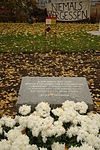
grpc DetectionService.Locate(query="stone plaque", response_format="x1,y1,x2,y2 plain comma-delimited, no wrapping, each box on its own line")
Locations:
18,77,93,110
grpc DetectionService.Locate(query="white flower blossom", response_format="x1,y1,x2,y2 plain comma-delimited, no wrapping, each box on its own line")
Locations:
42,121,65,143
1,116,16,128
0,100,99,150
54,121,66,137
11,144,36,150
0,126,3,134
66,126,80,138
69,143,95,150
77,129,100,149
77,128,90,142
19,116,28,128
72,114,82,125
88,112,100,128
35,102,51,118
15,115,20,123
31,145,38,150
74,101,88,114
39,148,47,150
62,101,88,114
85,134,100,149
19,105,31,116
41,116,54,130
59,109,78,123
11,134,29,150
52,142,65,150
0,118,4,126
80,116,99,135
62,100,75,111
27,115,43,137
0,139,11,150
6,127,22,142
52,107,64,117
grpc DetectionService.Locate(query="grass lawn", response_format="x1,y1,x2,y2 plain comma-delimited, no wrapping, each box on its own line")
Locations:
0,23,100,52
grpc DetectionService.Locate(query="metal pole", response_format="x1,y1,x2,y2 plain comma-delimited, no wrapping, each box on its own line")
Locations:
54,31,56,50
44,24,47,50
54,22,57,50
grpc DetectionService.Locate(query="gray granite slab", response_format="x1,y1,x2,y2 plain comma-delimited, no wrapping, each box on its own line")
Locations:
18,77,93,110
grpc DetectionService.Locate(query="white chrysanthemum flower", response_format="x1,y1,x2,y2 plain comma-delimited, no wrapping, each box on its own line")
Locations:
54,121,65,137
42,136,47,143
88,112,100,128
80,115,99,135
41,116,54,130
27,115,53,138
32,128,41,137
0,139,11,150
31,144,38,150
69,143,95,150
35,102,51,118
74,101,88,114
11,144,34,150
42,121,65,143
59,109,77,123
39,148,47,150
1,116,16,128
85,134,100,149
52,107,64,117
6,127,22,142
19,105,31,116
11,144,38,150
19,116,28,128
15,115,20,123
86,122,99,135
11,134,29,150
27,115,40,129
77,128,100,149
52,142,65,150
66,126,80,138
62,100,75,111
0,126,3,134
27,115,43,137
0,118,4,126
77,129,89,142
72,114,82,125
0,101,99,150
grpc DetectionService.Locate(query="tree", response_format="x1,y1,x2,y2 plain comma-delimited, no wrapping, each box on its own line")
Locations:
0,0,46,22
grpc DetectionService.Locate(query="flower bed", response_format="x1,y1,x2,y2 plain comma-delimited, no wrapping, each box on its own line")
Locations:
0,100,100,150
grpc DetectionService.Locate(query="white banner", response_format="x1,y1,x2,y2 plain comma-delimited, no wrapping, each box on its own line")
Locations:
46,0,90,21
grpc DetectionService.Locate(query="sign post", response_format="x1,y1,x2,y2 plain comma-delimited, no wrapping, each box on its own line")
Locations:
45,17,57,50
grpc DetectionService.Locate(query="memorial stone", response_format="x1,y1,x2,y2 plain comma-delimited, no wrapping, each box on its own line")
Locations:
18,77,93,110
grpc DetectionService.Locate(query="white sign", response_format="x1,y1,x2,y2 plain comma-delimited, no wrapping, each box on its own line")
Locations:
46,0,90,21
46,18,51,24
46,17,56,25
